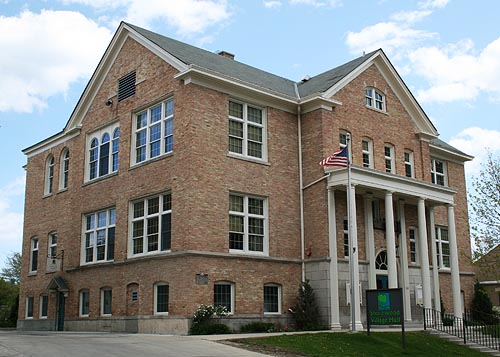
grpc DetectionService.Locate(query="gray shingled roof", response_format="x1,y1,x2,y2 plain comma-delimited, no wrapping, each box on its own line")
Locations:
430,138,472,158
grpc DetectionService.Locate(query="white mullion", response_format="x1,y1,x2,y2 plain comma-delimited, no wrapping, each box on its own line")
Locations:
146,109,151,161
243,196,249,252
242,104,248,157
160,102,165,156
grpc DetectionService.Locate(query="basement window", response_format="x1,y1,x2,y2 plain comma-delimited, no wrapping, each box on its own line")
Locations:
118,71,136,102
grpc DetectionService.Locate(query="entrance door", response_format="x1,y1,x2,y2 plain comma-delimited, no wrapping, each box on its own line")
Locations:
56,292,65,331
376,275,389,289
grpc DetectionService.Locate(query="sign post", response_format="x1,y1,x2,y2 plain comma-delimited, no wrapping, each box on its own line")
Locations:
366,288,405,350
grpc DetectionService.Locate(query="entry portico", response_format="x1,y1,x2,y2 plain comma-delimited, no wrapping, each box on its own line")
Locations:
326,164,463,329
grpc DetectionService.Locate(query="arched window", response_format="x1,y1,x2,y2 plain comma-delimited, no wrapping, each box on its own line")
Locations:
375,250,388,270
44,155,55,195
112,128,120,172
59,148,69,190
99,133,110,177
89,138,99,180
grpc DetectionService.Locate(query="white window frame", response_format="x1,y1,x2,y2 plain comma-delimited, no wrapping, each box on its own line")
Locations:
80,290,90,317
26,296,34,319
85,122,120,182
154,283,169,315
229,193,268,256
48,232,57,259
129,193,172,257
59,148,69,190
82,208,116,265
365,87,386,112
30,237,38,273
228,100,267,162
409,227,418,264
40,295,48,319
263,284,282,314
384,144,395,174
44,155,54,195
214,281,234,314
404,150,414,178
362,139,373,168
101,288,112,316
132,98,174,165
431,158,447,186
436,226,450,269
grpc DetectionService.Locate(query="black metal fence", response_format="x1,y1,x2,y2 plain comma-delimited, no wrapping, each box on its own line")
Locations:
423,307,500,351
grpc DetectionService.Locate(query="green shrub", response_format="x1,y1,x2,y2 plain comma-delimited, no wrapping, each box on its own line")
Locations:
472,281,497,325
290,279,320,330
189,323,231,335
240,322,275,333
192,304,228,324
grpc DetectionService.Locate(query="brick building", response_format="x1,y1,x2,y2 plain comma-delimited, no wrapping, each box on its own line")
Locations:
476,244,500,307
18,22,475,334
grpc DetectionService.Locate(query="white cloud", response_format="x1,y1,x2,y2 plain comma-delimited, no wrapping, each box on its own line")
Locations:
0,176,25,268
449,127,500,177
0,10,112,113
264,0,282,8
418,0,449,9
289,0,342,7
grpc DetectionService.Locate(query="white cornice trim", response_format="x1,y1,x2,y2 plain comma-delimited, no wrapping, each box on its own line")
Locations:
429,143,474,163
23,130,81,157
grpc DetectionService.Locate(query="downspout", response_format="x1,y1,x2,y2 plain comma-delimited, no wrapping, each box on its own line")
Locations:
297,104,305,283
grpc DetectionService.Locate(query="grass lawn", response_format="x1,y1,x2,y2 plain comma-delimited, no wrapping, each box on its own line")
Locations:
234,331,486,356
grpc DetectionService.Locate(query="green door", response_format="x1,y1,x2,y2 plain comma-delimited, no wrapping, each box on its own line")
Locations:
56,292,65,331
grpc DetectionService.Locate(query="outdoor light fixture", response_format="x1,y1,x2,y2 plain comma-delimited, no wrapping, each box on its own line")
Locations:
105,99,113,106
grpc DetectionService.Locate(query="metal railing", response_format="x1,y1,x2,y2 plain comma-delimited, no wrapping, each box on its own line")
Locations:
423,307,500,351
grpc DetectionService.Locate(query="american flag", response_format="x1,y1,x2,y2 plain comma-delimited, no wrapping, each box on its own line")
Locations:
319,146,349,167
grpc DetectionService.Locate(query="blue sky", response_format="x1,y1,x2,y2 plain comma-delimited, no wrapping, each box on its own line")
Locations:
1,0,499,269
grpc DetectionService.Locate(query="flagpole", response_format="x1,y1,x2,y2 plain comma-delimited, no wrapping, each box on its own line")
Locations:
347,133,355,332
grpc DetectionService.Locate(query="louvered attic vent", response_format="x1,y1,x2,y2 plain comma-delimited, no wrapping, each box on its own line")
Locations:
117,71,136,102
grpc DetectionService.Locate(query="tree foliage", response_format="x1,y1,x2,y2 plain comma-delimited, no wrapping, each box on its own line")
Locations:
290,279,321,330
1,252,21,284
469,152,500,260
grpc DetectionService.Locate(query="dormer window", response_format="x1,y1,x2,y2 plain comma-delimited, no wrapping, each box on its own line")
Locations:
365,87,385,112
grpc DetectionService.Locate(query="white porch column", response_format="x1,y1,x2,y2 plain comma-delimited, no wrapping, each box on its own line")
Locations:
385,191,398,288
448,204,463,318
348,184,363,330
428,206,441,312
398,200,412,321
364,195,376,289
418,198,432,309
327,188,341,329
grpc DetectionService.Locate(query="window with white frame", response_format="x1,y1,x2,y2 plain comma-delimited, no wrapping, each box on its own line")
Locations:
80,290,90,317
48,232,57,259
228,100,266,160
83,208,115,264
362,139,373,168
339,131,348,149
130,193,171,256
44,155,54,195
431,158,446,186
59,148,69,190
264,284,281,314
26,296,34,318
229,194,267,254
101,288,112,316
30,237,38,273
40,295,48,318
436,226,450,269
384,144,395,173
343,218,349,257
214,282,234,314
409,227,418,264
86,122,120,181
404,151,414,178
365,87,385,111
133,98,174,165
154,283,169,314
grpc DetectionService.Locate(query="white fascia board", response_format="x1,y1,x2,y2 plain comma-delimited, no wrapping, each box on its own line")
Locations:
175,66,299,113
23,130,80,158
300,96,342,114
429,143,474,163
327,165,456,205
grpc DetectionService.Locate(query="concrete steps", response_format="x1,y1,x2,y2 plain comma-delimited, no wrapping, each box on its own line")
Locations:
427,330,500,356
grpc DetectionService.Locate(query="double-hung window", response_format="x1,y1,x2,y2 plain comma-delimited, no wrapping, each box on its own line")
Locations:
214,281,234,314
436,226,450,269
228,101,266,160
130,193,171,256
384,144,395,173
40,295,48,318
86,123,120,181
431,158,446,186
365,87,385,111
30,237,38,273
409,228,417,264
83,208,115,264
26,296,34,318
48,232,57,259
404,151,414,178
59,149,70,190
362,139,373,168
343,218,349,257
101,288,112,316
80,290,90,317
229,194,267,255
264,284,281,314
154,283,169,314
44,155,54,195
133,98,174,164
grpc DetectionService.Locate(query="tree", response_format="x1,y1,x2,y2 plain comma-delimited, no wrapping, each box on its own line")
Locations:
1,252,21,285
469,152,500,260
290,279,321,330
